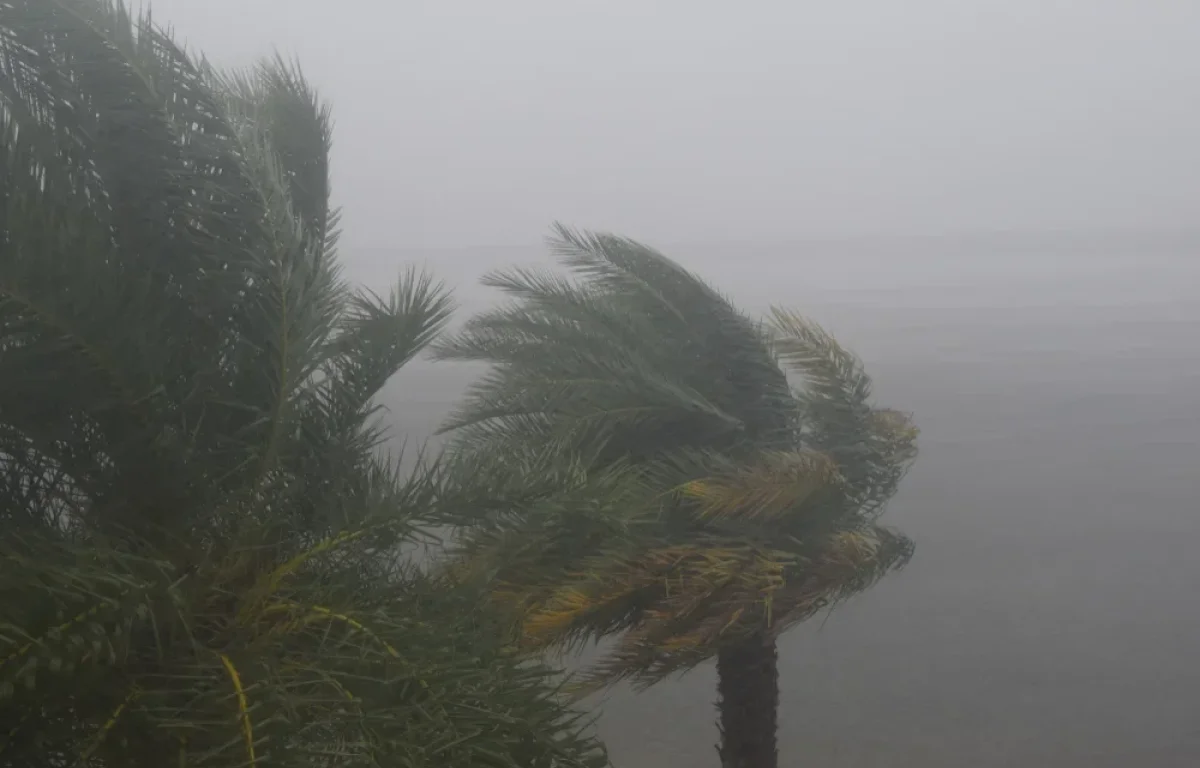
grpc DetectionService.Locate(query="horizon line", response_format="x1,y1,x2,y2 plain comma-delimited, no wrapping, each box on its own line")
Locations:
343,226,1200,255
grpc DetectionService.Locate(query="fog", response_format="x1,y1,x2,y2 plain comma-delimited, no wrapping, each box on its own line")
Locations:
152,0,1199,250
149,2,1200,765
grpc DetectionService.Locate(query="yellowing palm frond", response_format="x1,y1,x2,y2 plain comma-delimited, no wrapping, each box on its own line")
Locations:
870,407,920,464
218,653,257,768
516,542,801,661
513,543,746,645
678,450,841,521
768,525,915,635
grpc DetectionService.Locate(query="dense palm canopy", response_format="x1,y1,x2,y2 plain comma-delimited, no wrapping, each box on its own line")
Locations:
436,225,919,691
0,2,606,766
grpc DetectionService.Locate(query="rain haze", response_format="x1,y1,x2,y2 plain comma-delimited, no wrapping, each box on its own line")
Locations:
151,1,1199,765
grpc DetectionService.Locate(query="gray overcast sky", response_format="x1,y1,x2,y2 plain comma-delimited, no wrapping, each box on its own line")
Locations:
148,0,1200,249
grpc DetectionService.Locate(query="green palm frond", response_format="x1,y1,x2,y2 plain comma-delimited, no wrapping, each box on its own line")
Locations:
766,308,921,515
217,54,337,254
433,227,786,468
0,531,608,768
0,3,608,766
443,227,918,689
766,307,872,406
548,224,796,441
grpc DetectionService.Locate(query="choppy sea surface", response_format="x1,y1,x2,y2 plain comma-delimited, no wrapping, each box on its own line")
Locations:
362,233,1200,767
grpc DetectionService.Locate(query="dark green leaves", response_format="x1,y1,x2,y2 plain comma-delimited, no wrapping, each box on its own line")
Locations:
0,4,607,767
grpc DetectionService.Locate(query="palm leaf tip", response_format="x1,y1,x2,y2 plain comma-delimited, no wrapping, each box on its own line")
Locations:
870,407,920,459
766,306,871,401
765,525,915,630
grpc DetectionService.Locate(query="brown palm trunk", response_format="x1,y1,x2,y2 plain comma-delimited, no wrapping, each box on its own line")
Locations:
715,633,779,768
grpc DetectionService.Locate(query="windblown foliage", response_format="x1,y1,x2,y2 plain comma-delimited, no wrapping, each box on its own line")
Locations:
0,2,607,766
436,225,919,690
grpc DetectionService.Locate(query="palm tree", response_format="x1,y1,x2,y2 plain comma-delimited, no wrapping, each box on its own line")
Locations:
435,225,919,768
0,3,607,766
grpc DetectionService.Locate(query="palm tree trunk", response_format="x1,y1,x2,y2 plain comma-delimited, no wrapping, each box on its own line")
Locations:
716,633,779,768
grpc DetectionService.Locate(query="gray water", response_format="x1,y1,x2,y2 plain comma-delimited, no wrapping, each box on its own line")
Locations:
370,233,1200,767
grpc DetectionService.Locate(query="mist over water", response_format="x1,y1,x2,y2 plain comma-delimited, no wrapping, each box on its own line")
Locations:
376,233,1200,767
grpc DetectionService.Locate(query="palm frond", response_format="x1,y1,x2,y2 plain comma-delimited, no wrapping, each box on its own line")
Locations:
444,227,918,692
434,272,745,464
549,224,795,441
767,307,920,513
0,4,609,766
767,524,915,631
215,53,335,256
677,450,842,521
766,307,873,437
561,524,913,692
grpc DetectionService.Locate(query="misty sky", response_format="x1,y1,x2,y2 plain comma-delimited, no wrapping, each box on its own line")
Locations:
149,0,1200,249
